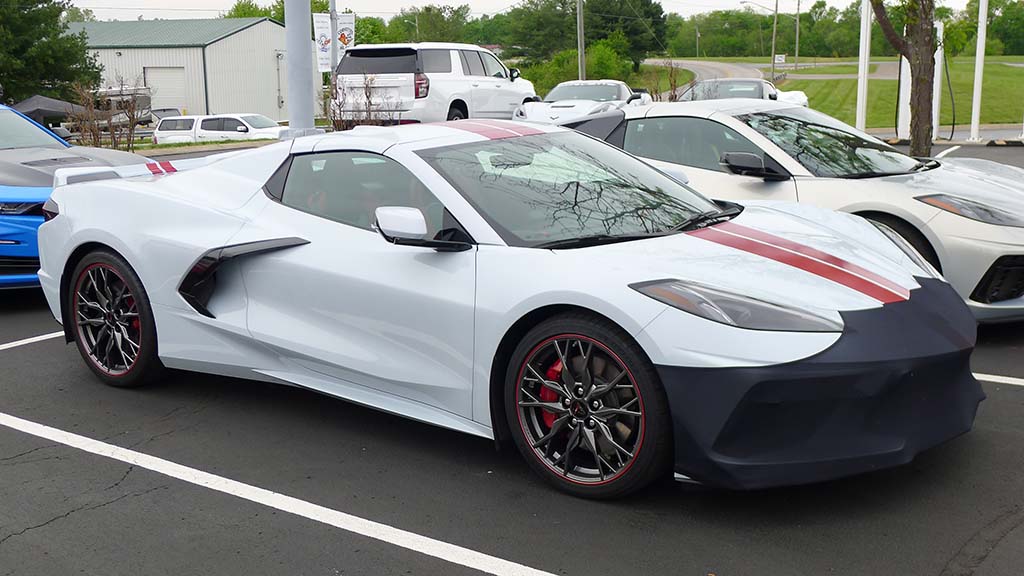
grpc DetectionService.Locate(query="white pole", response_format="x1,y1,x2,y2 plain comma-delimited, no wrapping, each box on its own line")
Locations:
770,0,779,80
969,0,989,141
577,0,585,80
932,21,944,141
285,0,315,136
855,0,871,131
897,52,911,138
794,0,800,71
329,0,338,72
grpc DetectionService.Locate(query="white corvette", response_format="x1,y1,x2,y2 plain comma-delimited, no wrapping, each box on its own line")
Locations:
566,99,1024,323
513,80,652,124
38,120,982,498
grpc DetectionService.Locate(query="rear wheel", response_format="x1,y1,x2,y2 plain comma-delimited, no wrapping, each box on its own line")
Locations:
69,250,163,388
505,313,672,499
446,106,466,121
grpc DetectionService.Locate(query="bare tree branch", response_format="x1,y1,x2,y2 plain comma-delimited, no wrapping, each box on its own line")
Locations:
870,0,910,58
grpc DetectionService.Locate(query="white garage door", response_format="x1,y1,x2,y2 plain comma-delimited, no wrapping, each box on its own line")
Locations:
144,67,187,111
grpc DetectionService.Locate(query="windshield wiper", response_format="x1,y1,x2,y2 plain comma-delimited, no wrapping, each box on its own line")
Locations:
533,233,666,250
910,159,940,172
835,171,908,179
672,205,744,232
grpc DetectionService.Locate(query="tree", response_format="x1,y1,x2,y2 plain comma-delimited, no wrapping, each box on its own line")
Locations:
505,0,577,59
269,0,329,22
222,0,271,18
0,0,101,103
990,0,1024,54
585,0,666,71
871,0,936,156
355,15,386,45
61,5,96,22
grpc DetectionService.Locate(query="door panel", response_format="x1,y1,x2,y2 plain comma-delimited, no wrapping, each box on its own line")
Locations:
643,158,798,202
241,203,477,416
480,52,519,118
461,50,501,117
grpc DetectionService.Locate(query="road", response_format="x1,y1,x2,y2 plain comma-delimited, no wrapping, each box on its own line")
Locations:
0,145,1022,576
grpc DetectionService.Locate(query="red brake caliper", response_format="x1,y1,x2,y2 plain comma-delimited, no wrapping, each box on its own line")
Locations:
539,359,563,428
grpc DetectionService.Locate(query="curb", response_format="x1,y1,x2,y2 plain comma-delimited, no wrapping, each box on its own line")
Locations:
986,139,1024,147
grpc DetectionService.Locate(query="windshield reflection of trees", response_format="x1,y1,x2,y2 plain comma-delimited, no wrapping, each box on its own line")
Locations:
738,112,915,178
431,135,709,243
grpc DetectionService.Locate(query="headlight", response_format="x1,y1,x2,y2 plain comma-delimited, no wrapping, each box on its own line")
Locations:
869,220,942,279
916,194,1024,228
0,202,40,215
630,279,843,332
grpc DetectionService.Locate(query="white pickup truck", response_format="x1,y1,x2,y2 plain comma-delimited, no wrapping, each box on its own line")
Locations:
152,114,285,145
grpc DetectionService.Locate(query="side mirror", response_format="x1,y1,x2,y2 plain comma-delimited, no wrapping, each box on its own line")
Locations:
236,125,248,132
375,206,472,252
626,93,642,104
720,151,789,181
768,92,778,100
528,95,541,103
510,68,521,81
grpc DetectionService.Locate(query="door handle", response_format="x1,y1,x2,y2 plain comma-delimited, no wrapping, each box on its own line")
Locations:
472,83,479,87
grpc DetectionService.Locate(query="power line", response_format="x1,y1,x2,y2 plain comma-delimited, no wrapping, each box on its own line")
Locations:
621,0,669,52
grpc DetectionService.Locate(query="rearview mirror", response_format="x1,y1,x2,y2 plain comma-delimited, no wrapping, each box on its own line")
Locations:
375,206,472,252
720,152,787,181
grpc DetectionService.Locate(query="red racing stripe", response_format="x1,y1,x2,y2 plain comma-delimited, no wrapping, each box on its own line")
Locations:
717,221,910,300
445,121,521,140
158,161,177,173
468,119,545,137
145,163,163,175
689,226,908,304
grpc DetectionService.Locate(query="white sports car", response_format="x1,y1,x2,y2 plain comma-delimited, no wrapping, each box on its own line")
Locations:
38,120,982,498
513,80,652,124
680,78,809,107
566,99,1024,323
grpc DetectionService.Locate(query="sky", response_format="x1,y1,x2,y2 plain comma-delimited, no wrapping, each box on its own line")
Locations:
71,0,972,22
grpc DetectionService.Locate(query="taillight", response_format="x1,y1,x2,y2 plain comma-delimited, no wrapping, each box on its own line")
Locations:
42,198,59,221
415,73,429,99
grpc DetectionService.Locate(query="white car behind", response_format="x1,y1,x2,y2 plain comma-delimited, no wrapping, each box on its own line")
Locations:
514,80,652,124
153,114,285,145
680,78,809,108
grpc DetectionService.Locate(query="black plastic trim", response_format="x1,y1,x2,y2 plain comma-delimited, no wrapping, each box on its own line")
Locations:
178,237,309,318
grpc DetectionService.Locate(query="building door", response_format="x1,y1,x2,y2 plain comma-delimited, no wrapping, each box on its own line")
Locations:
144,67,188,113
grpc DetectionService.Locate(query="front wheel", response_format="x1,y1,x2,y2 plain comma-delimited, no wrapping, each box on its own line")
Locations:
505,313,672,499
69,250,163,388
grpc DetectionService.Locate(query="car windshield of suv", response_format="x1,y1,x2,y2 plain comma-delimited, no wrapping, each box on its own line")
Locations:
417,131,723,247
684,81,763,101
545,84,622,102
0,109,64,150
736,106,922,178
241,115,278,129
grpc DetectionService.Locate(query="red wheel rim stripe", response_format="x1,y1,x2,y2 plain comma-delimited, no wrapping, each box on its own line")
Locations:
689,226,908,304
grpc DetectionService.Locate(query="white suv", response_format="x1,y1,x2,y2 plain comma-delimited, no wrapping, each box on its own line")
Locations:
152,114,285,145
334,43,536,123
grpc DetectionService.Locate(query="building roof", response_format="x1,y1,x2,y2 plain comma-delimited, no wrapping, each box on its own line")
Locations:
67,17,281,49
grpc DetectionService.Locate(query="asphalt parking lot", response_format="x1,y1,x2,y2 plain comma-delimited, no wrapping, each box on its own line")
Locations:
1,145,1023,576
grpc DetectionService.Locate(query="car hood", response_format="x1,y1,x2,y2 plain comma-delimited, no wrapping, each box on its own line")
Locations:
556,202,925,315
519,100,619,123
890,158,1024,213
0,146,147,191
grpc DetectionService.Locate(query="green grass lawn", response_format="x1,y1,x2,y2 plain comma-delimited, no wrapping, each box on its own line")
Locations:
779,60,1024,128
788,64,877,75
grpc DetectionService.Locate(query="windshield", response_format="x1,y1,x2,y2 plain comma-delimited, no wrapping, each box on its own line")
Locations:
545,84,622,102
0,110,65,150
417,132,722,247
736,107,920,178
337,48,417,75
241,115,278,129
683,81,763,101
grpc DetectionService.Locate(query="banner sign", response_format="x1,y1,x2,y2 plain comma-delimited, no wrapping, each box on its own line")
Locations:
313,13,332,72
337,13,355,56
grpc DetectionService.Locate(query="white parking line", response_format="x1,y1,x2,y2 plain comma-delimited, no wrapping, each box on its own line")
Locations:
0,411,555,576
0,331,63,352
975,373,1024,387
936,145,961,158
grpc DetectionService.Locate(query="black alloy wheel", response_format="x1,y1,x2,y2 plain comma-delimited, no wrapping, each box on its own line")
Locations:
70,250,163,387
506,313,671,498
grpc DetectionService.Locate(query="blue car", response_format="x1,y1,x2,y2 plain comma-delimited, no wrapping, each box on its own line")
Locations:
0,104,146,289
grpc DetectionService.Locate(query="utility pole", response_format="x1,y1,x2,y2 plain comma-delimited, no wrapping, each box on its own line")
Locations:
284,0,315,136
695,24,700,58
969,0,988,141
329,0,338,91
576,0,585,80
794,0,800,71
769,0,779,80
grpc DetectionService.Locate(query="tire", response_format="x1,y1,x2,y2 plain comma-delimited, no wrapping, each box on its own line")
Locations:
863,214,942,272
446,106,466,121
68,249,163,388
504,312,672,499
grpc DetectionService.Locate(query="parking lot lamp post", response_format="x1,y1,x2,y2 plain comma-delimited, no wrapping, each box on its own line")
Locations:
795,0,800,70
577,0,586,80
770,0,779,80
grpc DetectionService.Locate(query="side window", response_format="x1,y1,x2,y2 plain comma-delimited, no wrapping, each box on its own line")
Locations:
200,118,222,131
280,152,458,238
480,53,506,79
222,118,245,132
624,117,764,173
460,50,485,77
420,49,453,73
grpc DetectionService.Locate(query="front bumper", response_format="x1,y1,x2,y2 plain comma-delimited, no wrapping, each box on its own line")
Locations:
0,214,43,288
659,278,984,490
